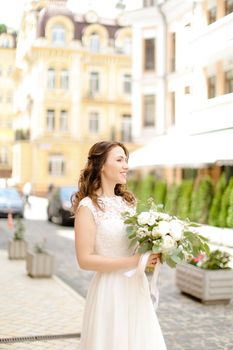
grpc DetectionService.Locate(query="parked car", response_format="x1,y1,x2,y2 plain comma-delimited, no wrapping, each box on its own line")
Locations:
0,187,24,218
47,186,77,225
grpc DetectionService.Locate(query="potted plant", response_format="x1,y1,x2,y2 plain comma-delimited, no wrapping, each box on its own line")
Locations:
8,216,28,259
26,239,55,278
176,249,233,304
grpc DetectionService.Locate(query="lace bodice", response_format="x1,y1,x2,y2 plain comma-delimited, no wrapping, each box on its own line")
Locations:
78,196,135,257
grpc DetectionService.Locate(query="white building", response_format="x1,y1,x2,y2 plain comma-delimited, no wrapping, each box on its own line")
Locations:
126,0,233,180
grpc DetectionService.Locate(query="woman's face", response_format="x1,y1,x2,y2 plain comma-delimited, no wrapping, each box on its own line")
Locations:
101,146,129,185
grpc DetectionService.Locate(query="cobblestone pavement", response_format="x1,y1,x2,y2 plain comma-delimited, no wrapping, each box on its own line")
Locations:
1,214,233,350
157,265,233,350
0,249,83,350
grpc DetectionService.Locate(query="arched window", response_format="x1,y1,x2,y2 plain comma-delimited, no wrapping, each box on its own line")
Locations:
90,32,100,52
52,24,65,46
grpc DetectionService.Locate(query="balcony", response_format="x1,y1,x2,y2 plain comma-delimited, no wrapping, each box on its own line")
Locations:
187,93,233,134
190,13,233,65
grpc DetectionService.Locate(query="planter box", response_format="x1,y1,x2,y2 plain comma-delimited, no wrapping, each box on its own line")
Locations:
26,251,55,278
176,262,233,304
8,240,28,259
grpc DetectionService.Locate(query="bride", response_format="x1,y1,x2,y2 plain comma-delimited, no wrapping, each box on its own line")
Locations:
72,141,167,350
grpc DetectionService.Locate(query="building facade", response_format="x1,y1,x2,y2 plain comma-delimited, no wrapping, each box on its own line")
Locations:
127,0,233,183
12,0,134,194
0,29,16,183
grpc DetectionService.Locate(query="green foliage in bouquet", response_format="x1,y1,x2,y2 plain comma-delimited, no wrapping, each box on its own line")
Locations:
13,217,25,241
218,177,233,227
164,183,180,216
190,250,231,270
208,173,226,226
189,176,213,224
176,179,193,220
153,180,167,207
226,184,233,228
123,198,210,268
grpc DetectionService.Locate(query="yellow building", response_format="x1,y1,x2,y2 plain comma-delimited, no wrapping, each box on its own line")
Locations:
0,29,16,183
13,0,134,195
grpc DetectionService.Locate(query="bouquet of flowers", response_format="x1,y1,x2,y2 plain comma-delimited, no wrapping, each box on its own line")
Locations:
123,199,210,268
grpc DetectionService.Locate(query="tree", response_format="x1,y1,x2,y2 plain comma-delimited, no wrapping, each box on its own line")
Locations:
0,24,7,34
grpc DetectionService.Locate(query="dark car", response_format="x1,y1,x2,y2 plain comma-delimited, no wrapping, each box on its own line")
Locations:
47,186,77,225
0,187,24,218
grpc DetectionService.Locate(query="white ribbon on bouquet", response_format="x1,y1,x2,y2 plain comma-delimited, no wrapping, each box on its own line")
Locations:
124,251,161,310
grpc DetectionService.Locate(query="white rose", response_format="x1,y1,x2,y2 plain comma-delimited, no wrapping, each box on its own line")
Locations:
137,227,149,238
137,212,150,225
157,221,170,236
169,220,184,241
152,226,162,238
147,211,157,226
158,212,170,220
162,235,176,251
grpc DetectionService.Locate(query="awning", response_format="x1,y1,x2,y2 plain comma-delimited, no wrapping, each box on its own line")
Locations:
128,129,233,169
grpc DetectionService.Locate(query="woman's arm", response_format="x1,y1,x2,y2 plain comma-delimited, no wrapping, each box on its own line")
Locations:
75,205,141,272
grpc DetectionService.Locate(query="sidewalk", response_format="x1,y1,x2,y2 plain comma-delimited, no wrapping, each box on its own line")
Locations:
0,250,85,349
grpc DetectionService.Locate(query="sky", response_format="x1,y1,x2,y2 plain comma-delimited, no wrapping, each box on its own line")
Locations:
0,0,141,31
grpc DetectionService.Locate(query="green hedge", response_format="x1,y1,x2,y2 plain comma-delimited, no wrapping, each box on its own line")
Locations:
208,173,227,226
153,180,167,208
189,176,213,224
165,184,180,216
218,177,233,227
176,179,193,220
135,174,155,211
226,186,233,228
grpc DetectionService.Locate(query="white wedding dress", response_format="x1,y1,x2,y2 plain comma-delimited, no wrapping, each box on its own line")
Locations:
78,196,167,350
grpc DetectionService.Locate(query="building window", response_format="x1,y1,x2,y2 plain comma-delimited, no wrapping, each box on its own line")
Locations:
170,33,176,72
123,74,131,94
47,69,56,89
184,86,191,94
89,72,99,95
0,147,8,164
225,70,233,94
0,38,10,48
170,91,176,125
207,76,216,98
208,6,217,24
143,0,155,7
90,33,100,52
60,110,68,131
52,24,65,46
121,114,132,142
225,0,233,15
48,155,65,176
0,67,2,76
46,109,55,131
60,69,69,89
123,37,131,54
144,38,155,71
143,95,155,127
89,111,99,133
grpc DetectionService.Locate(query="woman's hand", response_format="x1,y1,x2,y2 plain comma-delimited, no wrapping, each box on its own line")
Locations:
146,253,160,268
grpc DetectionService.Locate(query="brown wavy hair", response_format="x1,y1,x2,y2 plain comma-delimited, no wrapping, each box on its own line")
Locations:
71,141,135,213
